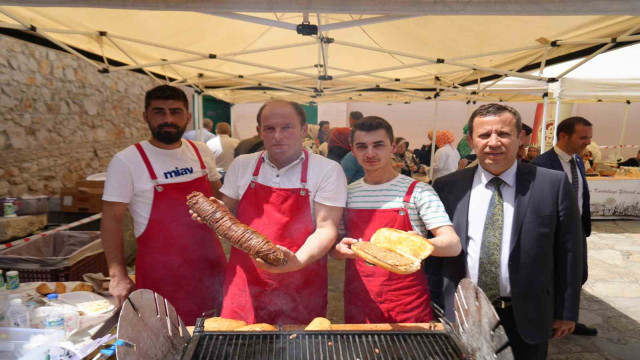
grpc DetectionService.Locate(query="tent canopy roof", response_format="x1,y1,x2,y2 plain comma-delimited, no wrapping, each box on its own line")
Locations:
1,3,639,103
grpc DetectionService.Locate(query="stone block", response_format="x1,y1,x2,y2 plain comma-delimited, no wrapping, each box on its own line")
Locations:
0,214,47,242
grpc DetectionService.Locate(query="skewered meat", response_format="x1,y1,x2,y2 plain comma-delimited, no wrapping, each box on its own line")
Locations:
186,192,287,266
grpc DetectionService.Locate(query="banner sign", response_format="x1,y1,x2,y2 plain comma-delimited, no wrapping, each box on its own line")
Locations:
588,178,640,219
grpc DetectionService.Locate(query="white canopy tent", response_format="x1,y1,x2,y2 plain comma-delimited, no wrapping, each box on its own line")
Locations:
470,43,640,158
1,3,639,106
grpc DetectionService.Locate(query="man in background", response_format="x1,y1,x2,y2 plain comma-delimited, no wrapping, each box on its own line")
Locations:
206,122,240,178
183,117,215,143
235,127,264,157
532,116,596,337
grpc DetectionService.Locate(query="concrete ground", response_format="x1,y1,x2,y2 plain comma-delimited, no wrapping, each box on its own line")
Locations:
548,220,640,360
325,220,640,359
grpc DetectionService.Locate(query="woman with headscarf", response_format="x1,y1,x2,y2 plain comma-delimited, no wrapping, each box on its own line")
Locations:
425,130,460,180
391,137,423,177
327,127,352,162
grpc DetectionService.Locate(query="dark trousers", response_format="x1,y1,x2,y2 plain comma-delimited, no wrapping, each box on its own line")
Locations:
495,306,548,360
423,257,444,310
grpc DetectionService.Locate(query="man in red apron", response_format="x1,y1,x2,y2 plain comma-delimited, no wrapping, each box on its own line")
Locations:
214,100,347,324
331,116,461,324
102,85,227,325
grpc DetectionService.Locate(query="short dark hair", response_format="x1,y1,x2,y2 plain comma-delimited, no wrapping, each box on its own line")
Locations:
522,123,533,135
350,116,394,144
145,85,189,111
256,100,306,126
350,111,364,121
556,116,593,138
468,103,522,136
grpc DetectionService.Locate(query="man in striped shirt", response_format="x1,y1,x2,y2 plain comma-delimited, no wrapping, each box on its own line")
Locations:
331,116,460,323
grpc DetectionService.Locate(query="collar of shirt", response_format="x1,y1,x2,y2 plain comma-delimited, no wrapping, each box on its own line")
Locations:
260,151,306,174
554,146,575,163
476,160,517,189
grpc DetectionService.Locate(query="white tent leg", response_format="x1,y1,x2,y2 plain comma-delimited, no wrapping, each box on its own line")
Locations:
428,85,441,181
540,92,549,153
553,97,562,147
616,100,631,161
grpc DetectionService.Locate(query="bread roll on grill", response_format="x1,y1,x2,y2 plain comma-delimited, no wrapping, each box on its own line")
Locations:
187,192,287,266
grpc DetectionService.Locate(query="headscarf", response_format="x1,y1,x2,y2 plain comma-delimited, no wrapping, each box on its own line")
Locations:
317,120,330,144
457,124,472,158
328,127,352,151
435,130,455,148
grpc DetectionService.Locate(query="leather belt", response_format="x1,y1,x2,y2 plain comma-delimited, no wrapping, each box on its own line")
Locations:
492,297,512,309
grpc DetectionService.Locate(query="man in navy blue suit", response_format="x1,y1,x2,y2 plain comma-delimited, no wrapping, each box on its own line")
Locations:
532,116,595,336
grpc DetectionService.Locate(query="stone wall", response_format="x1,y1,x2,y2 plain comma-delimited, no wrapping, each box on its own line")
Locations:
0,35,155,197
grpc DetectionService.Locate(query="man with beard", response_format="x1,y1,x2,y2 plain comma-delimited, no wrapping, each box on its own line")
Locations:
101,85,227,326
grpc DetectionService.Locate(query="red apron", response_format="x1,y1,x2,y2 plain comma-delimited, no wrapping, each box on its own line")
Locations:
220,151,327,324
134,140,227,326
344,180,434,324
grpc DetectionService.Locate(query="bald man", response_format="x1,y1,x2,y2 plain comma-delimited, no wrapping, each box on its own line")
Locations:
206,122,240,173
183,118,215,142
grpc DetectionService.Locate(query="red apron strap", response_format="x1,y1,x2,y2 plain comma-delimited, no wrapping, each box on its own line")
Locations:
134,143,157,181
403,181,419,203
301,150,309,185
252,152,266,177
185,139,207,170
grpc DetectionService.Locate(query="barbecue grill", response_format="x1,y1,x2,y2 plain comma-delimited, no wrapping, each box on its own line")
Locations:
116,279,512,360
184,330,463,359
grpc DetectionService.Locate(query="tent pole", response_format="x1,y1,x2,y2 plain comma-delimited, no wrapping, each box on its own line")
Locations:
556,24,640,79
109,56,206,72
319,15,416,31
553,97,562,147
540,92,549,154
616,100,631,161
429,84,441,181
332,40,549,82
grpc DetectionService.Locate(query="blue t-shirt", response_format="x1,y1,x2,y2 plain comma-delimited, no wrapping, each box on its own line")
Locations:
341,152,365,184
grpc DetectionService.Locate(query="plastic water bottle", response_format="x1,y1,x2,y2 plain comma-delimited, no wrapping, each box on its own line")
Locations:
44,294,65,330
6,298,30,328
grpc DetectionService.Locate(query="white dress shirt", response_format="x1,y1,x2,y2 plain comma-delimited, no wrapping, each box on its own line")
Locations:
206,134,240,171
554,146,584,214
466,161,517,297
220,151,348,220
431,143,461,180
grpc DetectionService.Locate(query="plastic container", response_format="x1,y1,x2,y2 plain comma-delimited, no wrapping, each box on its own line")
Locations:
0,327,65,360
17,195,49,216
57,291,114,315
0,197,20,217
6,298,29,328
5,270,19,290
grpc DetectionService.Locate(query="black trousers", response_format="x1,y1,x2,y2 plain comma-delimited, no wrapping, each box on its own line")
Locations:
495,306,548,360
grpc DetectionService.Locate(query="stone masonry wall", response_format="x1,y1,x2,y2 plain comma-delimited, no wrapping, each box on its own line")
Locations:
0,35,155,197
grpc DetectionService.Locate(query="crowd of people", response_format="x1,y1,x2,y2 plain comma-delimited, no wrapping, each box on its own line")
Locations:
100,84,633,360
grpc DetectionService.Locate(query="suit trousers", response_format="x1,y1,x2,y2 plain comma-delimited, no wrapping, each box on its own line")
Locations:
496,306,548,360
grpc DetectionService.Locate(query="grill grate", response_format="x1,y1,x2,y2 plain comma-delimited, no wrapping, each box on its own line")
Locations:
188,331,464,360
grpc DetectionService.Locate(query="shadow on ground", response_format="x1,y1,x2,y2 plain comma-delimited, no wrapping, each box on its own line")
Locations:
549,291,640,360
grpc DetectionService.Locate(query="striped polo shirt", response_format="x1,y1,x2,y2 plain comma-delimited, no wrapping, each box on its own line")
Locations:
345,174,452,236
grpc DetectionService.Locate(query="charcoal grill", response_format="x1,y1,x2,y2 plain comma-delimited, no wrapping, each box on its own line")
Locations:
117,280,512,360
182,329,463,360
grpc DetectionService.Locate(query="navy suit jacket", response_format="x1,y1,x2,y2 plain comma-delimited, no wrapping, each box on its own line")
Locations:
531,149,590,283
432,162,583,344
